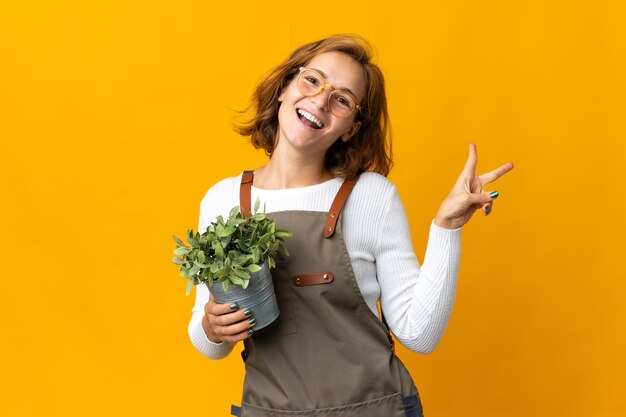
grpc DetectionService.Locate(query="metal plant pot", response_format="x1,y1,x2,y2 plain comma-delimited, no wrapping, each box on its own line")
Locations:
208,260,279,332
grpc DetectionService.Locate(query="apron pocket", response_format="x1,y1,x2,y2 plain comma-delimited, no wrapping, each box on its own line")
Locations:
241,392,407,417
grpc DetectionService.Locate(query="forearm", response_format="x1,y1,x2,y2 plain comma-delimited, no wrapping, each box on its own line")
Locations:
376,193,462,354
394,221,461,353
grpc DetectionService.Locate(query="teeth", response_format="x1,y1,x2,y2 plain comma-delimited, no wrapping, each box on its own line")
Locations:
297,109,323,128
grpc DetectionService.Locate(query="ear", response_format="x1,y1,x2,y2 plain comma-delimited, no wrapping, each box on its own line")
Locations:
341,121,361,142
278,90,285,102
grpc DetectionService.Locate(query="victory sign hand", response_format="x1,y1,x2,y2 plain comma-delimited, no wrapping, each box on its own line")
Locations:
434,144,514,230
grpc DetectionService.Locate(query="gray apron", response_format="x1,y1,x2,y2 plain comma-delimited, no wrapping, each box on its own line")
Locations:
231,171,424,417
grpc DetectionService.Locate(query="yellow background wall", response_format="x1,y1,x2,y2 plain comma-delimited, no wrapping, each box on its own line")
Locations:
2,1,624,416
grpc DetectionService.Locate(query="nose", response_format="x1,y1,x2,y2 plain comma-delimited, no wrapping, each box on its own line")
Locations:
308,85,332,112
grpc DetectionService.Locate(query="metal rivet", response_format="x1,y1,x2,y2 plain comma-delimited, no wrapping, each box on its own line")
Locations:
295,277,301,284
327,227,332,232
330,213,336,218
323,274,329,280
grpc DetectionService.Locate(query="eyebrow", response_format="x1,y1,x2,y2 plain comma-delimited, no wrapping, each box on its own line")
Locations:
312,68,360,99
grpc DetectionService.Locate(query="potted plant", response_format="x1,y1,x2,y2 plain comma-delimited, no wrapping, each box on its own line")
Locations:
172,198,292,331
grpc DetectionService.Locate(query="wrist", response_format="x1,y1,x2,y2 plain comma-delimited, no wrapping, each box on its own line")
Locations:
434,216,460,230
202,315,222,344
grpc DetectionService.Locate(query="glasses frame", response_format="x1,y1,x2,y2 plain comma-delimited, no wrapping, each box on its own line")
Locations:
296,67,362,118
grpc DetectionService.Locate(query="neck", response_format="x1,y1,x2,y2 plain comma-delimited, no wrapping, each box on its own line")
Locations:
254,147,334,190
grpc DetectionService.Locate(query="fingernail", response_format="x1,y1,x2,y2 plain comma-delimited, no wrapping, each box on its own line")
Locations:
490,191,499,199
248,318,256,325
247,329,254,335
243,309,252,317
229,303,238,311
486,205,492,215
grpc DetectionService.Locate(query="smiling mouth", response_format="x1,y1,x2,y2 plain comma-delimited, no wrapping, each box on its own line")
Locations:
296,108,324,129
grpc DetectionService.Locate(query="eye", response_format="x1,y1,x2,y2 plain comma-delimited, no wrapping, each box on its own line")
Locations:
333,93,352,108
305,75,320,86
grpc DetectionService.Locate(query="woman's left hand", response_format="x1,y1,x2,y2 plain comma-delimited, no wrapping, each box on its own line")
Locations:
434,143,514,230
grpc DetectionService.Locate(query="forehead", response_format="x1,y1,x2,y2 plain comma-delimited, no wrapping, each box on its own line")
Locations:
305,52,366,100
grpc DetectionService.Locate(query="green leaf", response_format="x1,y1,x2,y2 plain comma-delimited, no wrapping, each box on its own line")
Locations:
234,269,250,279
230,276,244,285
215,268,230,279
197,251,206,263
242,279,250,289
258,232,270,246
228,217,246,227
275,230,293,238
268,257,276,269
172,235,185,246
246,263,262,273
278,241,289,256
254,197,260,214
172,257,185,265
193,261,208,268
186,280,194,296
173,247,189,256
186,230,199,248
213,242,225,259
229,205,241,219
222,280,231,292
189,265,201,276
250,213,266,222
219,226,236,238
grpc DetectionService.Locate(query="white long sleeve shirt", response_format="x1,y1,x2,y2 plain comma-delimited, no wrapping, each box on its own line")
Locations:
188,172,462,359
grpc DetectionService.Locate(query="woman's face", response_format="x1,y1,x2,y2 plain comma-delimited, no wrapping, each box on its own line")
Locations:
275,51,366,160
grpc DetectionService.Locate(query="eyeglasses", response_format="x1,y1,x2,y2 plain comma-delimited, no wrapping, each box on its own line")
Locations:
296,67,362,118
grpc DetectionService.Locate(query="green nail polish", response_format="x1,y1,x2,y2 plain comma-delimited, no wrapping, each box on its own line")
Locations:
490,191,499,199
247,329,254,335
486,205,492,215
229,303,238,311
248,318,256,325
243,309,252,316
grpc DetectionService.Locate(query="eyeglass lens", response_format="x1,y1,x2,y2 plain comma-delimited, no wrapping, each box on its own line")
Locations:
297,69,357,117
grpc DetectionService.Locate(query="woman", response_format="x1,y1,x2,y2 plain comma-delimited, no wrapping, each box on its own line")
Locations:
188,35,513,416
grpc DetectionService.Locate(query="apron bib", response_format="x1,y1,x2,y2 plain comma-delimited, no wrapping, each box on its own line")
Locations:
231,171,424,417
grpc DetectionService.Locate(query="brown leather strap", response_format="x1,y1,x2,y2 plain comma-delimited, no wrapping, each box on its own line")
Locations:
292,272,334,287
240,170,254,220
324,175,360,238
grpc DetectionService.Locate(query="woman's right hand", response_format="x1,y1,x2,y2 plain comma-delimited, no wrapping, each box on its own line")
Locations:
201,295,256,343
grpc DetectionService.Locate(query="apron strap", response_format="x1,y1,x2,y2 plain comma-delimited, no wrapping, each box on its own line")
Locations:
239,170,361,238
240,170,254,220
324,174,360,238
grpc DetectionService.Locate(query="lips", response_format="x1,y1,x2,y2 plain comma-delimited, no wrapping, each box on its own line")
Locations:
296,108,324,129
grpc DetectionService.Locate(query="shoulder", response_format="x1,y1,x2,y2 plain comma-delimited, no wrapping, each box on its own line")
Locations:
202,174,241,199
343,171,399,217
351,172,397,202
199,173,243,220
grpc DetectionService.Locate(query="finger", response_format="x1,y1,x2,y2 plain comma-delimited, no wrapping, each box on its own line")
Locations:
206,301,240,317
478,162,514,185
219,327,256,343
465,190,497,207
211,317,257,343
482,203,492,216
462,143,478,175
211,309,253,326
218,316,257,337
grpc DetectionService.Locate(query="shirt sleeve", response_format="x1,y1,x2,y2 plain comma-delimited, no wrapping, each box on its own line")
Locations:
375,186,462,354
